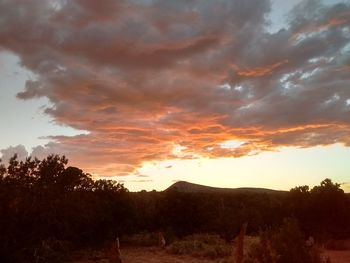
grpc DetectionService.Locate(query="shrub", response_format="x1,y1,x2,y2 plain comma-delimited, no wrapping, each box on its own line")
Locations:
244,218,329,263
167,234,232,259
244,232,279,263
121,232,159,247
32,238,70,263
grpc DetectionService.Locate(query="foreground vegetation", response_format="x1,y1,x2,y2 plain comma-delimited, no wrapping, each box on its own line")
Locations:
0,154,349,262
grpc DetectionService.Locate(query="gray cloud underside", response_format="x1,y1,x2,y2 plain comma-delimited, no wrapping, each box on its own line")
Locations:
0,0,349,175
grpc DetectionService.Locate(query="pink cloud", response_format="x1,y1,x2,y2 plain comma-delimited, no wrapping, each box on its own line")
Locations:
0,0,349,176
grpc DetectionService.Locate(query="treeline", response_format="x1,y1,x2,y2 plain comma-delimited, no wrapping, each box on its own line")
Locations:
132,179,350,240
0,155,132,262
0,154,349,262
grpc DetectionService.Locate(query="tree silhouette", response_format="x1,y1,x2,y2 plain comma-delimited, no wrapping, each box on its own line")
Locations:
0,155,349,262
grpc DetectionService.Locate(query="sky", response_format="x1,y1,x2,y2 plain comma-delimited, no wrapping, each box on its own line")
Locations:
0,0,349,192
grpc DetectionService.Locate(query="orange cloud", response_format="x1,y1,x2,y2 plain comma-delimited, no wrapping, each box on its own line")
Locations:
1,0,350,176
233,60,288,77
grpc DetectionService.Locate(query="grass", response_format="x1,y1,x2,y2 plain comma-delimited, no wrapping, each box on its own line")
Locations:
121,232,160,247
325,240,350,251
64,233,350,263
166,234,232,259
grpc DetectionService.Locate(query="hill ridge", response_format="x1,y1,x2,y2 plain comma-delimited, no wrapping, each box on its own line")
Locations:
165,180,285,194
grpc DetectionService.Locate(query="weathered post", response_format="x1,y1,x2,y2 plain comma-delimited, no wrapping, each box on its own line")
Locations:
158,231,166,249
235,223,247,263
109,237,122,263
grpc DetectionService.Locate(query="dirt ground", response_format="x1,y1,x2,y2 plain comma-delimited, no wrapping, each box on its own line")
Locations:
69,246,350,263
69,247,230,263
325,250,350,263
120,247,228,263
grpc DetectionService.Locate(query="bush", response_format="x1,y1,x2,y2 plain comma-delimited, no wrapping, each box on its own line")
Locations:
244,232,279,263
167,234,232,259
244,219,329,263
121,232,159,247
32,238,70,263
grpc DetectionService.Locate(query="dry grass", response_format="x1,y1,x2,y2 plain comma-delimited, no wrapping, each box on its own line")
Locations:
166,234,232,259
325,240,350,251
121,247,229,263
67,238,350,263
121,232,159,247
68,234,260,263
325,250,350,263
325,239,350,263
68,246,231,263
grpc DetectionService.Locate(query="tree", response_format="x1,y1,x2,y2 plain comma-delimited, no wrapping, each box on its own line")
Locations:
0,154,130,262
309,178,348,237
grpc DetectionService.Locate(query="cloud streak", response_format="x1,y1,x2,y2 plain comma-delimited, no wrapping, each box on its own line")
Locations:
0,0,349,176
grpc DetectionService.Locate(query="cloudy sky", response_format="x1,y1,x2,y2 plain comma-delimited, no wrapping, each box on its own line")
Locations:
0,0,349,191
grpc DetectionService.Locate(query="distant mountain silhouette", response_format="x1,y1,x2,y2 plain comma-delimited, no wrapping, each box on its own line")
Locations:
166,181,285,194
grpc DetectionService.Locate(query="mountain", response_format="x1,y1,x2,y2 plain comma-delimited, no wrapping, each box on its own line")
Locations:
165,181,285,194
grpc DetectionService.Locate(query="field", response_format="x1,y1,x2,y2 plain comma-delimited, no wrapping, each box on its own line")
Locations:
70,247,228,263
67,239,350,263
325,250,350,263
69,247,350,263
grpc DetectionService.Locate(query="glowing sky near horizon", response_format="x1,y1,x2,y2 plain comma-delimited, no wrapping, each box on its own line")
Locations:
0,0,349,191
